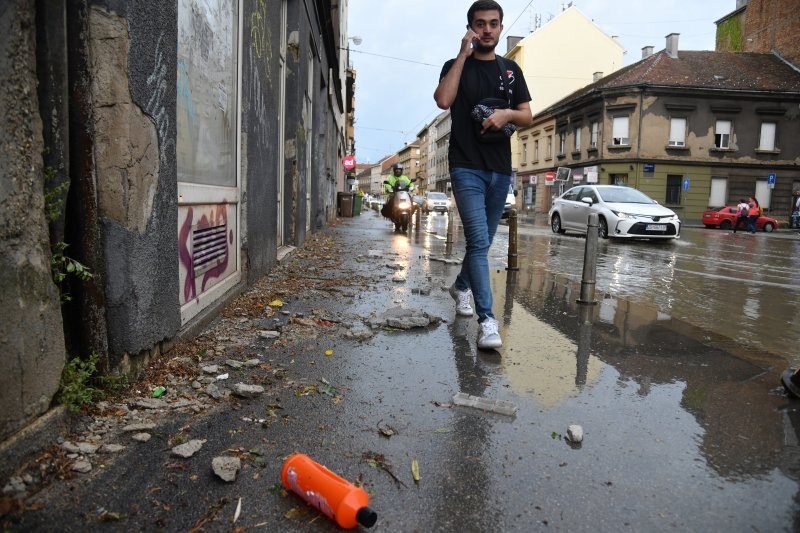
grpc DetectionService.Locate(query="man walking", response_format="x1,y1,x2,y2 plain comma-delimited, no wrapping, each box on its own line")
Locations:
434,0,532,349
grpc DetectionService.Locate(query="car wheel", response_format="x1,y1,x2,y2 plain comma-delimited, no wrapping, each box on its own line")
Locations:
763,222,774,232
598,217,609,239
720,220,732,230
551,213,565,234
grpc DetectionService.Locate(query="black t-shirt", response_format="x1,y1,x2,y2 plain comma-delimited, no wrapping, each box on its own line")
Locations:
440,55,531,175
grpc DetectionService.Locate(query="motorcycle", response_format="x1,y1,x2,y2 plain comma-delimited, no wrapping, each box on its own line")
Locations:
382,179,416,232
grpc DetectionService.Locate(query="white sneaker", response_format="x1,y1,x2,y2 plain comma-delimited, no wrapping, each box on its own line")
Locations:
477,318,502,350
449,284,474,316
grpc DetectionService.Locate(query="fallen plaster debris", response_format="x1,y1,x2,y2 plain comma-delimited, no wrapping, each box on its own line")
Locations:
452,392,517,416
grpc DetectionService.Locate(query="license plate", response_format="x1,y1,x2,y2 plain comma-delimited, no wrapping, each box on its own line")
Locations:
646,224,667,231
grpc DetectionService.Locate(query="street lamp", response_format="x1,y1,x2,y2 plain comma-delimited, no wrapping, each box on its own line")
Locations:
348,36,362,46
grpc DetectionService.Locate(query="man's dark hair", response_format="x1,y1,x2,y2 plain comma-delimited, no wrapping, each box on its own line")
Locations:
467,0,504,25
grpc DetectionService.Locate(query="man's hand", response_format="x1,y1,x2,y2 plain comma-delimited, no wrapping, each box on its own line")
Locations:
481,108,510,133
459,29,478,58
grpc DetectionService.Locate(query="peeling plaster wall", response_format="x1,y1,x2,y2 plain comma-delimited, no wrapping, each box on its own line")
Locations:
0,1,66,441
88,1,179,365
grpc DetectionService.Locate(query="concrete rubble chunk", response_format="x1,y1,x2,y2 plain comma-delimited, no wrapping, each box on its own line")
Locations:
567,424,584,443
2,477,26,497
212,456,241,482
191,381,202,389
258,330,280,339
61,441,81,454
71,460,93,473
244,359,261,367
135,398,168,410
371,306,443,330
122,422,156,432
206,383,222,400
201,365,220,374
226,359,244,369
77,442,100,454
232,383,265,398
452,392,517,416
172,439,206,458
169,398,195,409
99,444,125,454
131,433,152,442
344,322,374,340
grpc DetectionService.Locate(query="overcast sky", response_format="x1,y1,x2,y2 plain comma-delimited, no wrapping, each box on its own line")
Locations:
347,0,733,164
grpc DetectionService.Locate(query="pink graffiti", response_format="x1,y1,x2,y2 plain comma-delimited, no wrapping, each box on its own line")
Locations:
178,203,231,302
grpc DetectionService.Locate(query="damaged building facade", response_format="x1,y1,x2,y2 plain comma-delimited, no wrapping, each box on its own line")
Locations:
0,0,352,455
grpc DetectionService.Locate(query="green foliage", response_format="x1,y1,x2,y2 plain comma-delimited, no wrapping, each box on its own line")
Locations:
43,165,69,223
51,242,93,303
58,354,102,412
716,17,743,52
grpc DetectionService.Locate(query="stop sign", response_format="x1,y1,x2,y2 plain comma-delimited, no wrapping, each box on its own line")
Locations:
342,155,356,170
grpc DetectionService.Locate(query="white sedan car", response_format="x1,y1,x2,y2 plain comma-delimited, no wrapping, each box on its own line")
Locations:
549,185,681,239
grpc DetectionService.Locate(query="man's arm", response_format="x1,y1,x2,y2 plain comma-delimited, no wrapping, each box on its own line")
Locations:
480,102,533,134
433,29,477,109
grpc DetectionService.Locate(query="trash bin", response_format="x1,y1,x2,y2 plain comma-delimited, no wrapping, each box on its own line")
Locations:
353,193,363,216
337,192,354,217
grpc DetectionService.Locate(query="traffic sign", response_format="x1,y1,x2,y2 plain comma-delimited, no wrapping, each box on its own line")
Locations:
682,178,690,191
342,155,356,170
767,173,776,185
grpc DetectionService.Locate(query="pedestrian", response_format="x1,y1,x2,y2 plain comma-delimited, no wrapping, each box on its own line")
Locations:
434,0,532,349
732,198,749,233
790,191,800,229
747,196,760,233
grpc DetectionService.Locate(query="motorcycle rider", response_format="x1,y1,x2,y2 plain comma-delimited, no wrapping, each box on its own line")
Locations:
381,164,412,221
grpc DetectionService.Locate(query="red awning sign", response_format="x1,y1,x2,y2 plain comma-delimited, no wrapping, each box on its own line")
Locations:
342,155,356,170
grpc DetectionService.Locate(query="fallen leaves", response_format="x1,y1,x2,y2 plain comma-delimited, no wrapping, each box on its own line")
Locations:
411,459,420,483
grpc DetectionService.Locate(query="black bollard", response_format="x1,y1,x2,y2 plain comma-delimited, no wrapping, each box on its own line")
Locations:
577,213,599,305
506,209,519,271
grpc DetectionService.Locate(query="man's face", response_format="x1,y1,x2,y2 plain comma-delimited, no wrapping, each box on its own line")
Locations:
394,168,402,176
469,9,502,53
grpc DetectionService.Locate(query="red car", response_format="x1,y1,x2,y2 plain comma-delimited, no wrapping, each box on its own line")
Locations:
702,206,778,232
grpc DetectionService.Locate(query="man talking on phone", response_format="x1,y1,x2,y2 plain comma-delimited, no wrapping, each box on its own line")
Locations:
434,0,532,350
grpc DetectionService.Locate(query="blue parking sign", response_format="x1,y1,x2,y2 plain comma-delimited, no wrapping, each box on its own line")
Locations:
767,173,776,185
682,178,690,191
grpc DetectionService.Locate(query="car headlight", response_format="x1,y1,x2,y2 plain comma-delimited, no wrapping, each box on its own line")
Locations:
398,201,411,209
612,211,631,220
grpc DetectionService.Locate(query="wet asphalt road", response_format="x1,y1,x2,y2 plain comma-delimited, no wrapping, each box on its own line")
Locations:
9,207,800,532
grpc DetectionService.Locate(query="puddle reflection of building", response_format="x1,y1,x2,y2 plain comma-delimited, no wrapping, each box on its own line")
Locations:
516,265,798,483
493,268,603,407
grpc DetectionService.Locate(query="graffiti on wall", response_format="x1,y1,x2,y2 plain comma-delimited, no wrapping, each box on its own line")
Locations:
178,203,235,305
146,34,175,165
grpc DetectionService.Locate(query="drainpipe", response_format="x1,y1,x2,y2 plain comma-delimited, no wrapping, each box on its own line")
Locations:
636,87,645,188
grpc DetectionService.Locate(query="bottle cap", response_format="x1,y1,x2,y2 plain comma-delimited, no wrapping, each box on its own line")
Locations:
356,506,377,528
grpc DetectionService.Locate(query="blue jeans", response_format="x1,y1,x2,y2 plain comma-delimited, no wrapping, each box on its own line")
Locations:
450,167,511,322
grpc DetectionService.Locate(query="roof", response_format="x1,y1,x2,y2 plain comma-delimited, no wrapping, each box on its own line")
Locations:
540,50,800,116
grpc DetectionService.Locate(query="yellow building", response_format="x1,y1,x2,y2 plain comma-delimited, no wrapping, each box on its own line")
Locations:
505,6,625,172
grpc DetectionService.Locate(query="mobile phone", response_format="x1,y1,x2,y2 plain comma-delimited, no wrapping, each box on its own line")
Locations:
471,37,478,49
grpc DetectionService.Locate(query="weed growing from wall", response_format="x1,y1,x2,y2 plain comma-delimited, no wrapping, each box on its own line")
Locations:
58,354,101,412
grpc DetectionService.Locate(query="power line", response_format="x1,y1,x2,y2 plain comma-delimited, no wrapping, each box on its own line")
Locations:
345,48,439,67
500,0,536,40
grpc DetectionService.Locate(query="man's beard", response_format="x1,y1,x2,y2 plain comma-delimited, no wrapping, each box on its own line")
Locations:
474,39,497,53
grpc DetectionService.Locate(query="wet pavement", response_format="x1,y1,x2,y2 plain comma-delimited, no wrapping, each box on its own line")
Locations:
4,207,799,532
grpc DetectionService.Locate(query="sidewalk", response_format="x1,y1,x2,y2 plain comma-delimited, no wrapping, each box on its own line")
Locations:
3,209,797,532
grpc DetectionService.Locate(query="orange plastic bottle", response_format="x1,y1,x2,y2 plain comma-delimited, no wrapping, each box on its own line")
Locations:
281,453,377,529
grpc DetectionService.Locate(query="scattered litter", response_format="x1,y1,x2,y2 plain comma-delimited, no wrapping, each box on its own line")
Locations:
216,373,230,381
452,392,517,416
268,299,285,307
566,425,584,443
325,349,333,357
377,421,395,438
233,497,242,523
151,386,166,398
411,459,420,483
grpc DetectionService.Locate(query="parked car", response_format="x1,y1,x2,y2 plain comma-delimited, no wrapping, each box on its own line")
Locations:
422,191,451,214
701,206,778,232
501,184,517,219
549,185,681,240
